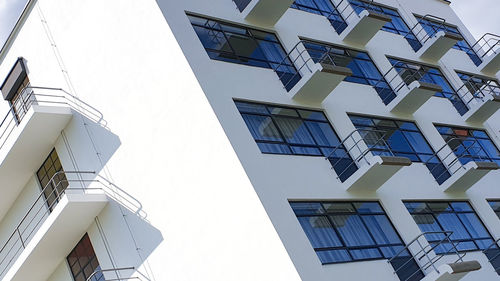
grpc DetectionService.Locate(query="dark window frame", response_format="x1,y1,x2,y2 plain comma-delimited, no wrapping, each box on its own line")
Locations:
67,233,103,281
290,200,410,265
36,148,68,211
404,201,495,254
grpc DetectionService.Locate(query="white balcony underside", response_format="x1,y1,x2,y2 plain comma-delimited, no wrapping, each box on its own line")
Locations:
479,52,500,75
4,192,108,281
388,81,442,114
417,31,462,61
440,161,499,192
290,63,352,103
463,95,500,123
421,261,481,281
243,0,295,26
340,10,391,45
342,155,411,191
0,105,72,221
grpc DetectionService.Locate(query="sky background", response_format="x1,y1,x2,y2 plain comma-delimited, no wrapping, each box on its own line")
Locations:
0,0,499,47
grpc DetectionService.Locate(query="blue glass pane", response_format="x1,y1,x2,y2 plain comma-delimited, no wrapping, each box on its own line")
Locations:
349,248,382,260
362,215,402,245
291,202,324,215
257,143,292,154
297,216,343,248
330,215,375,247
457,213,490,239
317,249,351,263
241,114,282,141
354,202,383,213
305,121,341,146
435,213,471,240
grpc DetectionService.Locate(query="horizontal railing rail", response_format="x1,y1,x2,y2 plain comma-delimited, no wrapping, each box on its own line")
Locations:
389,231,465,281
403,14,448,48
87,266,149,281
0,171,145,279
0,86,106,154
471,33,500,60
424,137,486,183
373,61,431,104
325,128,395,180
456,75,500,108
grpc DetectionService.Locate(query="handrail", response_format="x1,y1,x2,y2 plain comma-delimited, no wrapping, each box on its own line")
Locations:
86,266,147,281
470,33,500,59
325,128,395,180
0,171,146,279
388,231,465,281
326,0,375,29
455,75,500,107
402,14,448,48
274,40,348,90
424,137,487,183
0,85,107,155
373,61,431,104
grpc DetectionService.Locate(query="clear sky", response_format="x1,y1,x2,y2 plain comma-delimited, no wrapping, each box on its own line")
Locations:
0,1,498,48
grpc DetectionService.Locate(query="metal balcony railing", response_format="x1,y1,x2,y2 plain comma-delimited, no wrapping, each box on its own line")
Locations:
325,128,395,181
388,231,465,281
424,137,487,184
325,0,376,29
403,15,449,49
456,75,500,109
0,171,144,280
373,61,431,104
0,86,105,153
274,40,348,91
87,266,149,281
470,33,500,61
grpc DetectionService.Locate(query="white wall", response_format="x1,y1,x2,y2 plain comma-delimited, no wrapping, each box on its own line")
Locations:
0,0,499,280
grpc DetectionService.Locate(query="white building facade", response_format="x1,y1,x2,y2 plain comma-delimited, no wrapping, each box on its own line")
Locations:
1,0,500,280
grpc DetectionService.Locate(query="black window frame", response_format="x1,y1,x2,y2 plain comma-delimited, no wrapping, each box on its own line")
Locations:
67,233,103,281
36,148,68,211
290,200,411,264
404,201,495,254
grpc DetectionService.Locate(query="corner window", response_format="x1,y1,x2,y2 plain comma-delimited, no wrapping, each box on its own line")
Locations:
67,234,103,281
36,149,68,211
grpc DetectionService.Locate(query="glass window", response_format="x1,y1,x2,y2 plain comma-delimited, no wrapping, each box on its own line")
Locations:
456,72,500,102
348,0,422,51
188,15,300,90
405,201,494,254
9,76,34,123
301,40,396,104
36,149,68,211
236,101,357,181
291,201,412,264
291,0,348,34
488,201,500,219
67,234,103,281
349,115,451,184
417,17,482,66
435,125,500,166
388,58,468,115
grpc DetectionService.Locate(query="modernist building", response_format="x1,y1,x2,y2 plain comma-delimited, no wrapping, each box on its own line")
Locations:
0,0,500,280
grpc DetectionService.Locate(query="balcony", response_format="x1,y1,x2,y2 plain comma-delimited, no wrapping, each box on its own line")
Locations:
326,128,411,191
334,0,391,45
0,171,111,281
276,41,352,103
456,77,500,123
0,86,104,221
232,0,294,26
408,15,462,61
389,231,481,281
374,62,442,114
425,138,500,192
471,33,500,75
